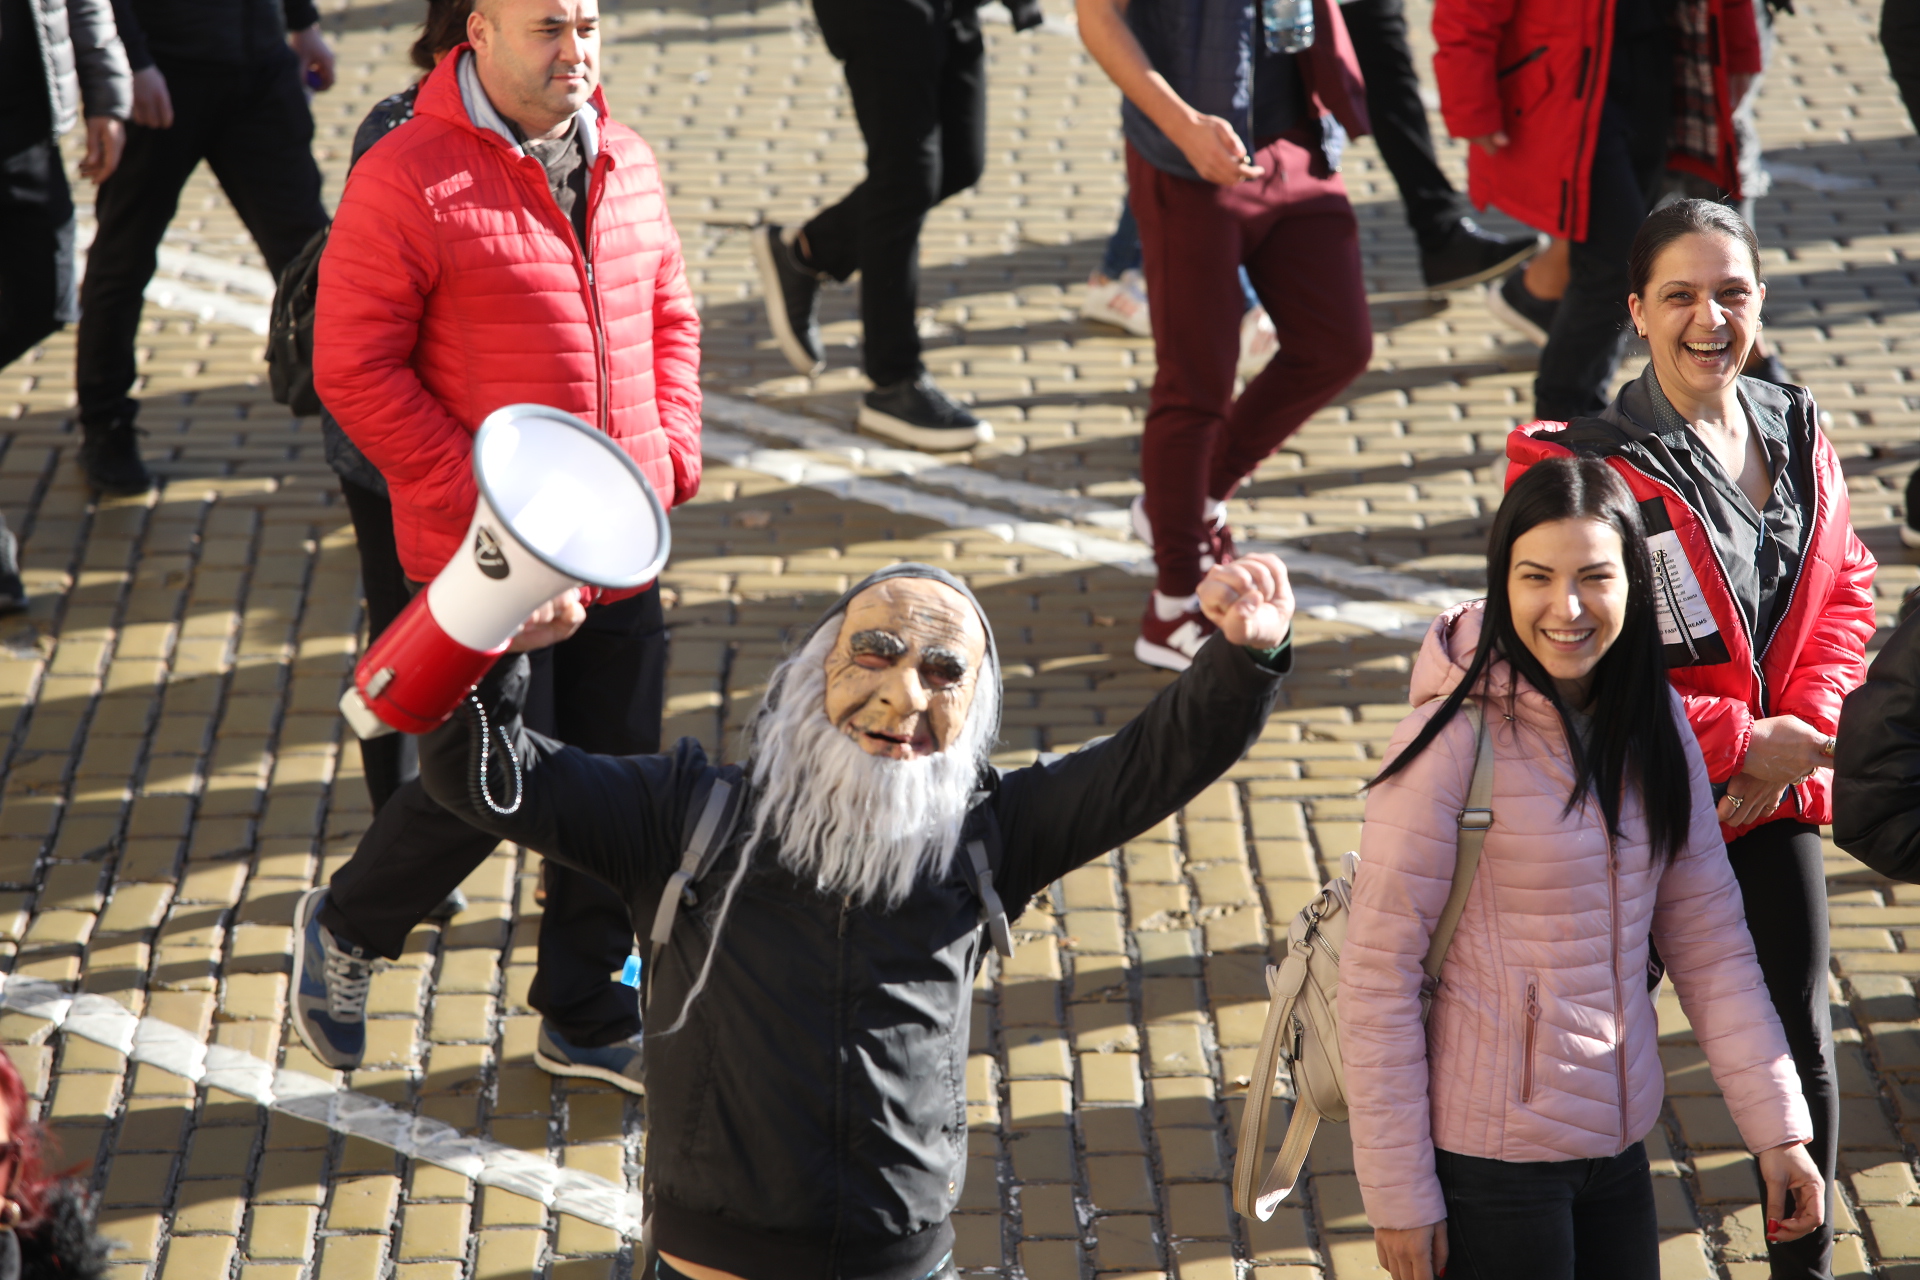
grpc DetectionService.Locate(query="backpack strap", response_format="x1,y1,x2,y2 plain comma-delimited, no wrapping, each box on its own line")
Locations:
644,770,743,1012
1235,919,1322,1218
961,839,1014,958
958,798,1014,958
1420,703,1494,1013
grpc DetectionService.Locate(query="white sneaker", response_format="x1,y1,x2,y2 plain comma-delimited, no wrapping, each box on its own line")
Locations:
1082,270,1152,337
1239,307,1279,374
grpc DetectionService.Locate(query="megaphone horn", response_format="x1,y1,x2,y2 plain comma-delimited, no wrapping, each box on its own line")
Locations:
340,405,671,738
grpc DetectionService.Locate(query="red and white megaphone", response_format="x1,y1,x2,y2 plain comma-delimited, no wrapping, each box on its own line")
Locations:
339,404,671,738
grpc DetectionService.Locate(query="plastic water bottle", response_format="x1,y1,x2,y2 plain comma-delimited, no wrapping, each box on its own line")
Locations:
1262,0,1315,53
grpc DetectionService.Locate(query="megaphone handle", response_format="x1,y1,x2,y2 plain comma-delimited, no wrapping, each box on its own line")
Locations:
470,694,524,816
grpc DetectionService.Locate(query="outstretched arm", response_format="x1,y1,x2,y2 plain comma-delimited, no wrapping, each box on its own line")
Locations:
417,654,697,898
993,556,1293,905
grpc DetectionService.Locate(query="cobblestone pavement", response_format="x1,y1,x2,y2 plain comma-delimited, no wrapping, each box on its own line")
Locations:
2,0,1920,1273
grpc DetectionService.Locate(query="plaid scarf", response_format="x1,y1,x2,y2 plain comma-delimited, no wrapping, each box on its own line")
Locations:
1669,0,1721,171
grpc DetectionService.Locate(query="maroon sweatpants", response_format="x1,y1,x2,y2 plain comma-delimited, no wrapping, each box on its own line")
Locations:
1129,131,1371,597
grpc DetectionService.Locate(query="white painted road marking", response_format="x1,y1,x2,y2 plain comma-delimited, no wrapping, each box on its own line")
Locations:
0,976,646,1237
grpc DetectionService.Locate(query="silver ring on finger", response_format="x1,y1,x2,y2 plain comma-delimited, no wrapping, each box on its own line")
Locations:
1727,794,1746,809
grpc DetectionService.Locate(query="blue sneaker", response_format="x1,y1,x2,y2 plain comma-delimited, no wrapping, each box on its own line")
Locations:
535,1020,644,1095
292,887,373,1069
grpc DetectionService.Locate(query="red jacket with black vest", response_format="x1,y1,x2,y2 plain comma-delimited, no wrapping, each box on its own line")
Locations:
1506,379,1877,840
1432,0,1761,242
314,50,701,587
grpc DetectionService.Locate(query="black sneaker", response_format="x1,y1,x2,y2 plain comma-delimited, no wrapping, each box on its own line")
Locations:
78,411,155,496
858,375,993,450
1421,217,1541,291
0,517,23,615
752,223,826,376
1485,267,1557,347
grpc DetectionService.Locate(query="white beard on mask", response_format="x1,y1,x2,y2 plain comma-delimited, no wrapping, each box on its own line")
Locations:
743,623,1000,911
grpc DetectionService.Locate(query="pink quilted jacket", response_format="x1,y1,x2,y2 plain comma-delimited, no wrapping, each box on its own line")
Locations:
1338,602,1812,1230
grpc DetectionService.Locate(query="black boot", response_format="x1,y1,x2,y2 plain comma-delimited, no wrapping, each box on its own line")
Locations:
1421,217,1541,291
79,410,155,495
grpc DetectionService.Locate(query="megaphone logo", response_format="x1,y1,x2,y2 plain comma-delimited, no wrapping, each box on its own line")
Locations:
339,405,671,739
473,526,511,580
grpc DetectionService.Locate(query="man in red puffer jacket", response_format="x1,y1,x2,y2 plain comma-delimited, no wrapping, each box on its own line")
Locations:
1433,0,1760,420
300,0,700,1092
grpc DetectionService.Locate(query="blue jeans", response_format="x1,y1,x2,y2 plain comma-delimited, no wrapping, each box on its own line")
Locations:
1101,201,1260,312
1433,1142,1659,1280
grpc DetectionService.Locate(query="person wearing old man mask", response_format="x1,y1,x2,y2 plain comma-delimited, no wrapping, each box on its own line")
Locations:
418,555,1296,1280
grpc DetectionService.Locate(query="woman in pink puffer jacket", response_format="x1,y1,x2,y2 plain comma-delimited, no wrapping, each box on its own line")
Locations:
1339,456,1821,1280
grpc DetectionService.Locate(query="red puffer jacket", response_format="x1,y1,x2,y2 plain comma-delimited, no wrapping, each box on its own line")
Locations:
1506,385,1877,840
1431,0,1761,241
314,50,702,584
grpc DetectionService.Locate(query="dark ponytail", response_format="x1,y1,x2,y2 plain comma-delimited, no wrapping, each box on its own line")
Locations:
1372,456,1695,864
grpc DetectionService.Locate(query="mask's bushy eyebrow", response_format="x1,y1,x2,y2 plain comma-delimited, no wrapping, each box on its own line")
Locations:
848,629,907,658
921,645,969,682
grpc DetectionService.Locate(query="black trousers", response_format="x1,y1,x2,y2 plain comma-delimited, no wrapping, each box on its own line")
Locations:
1534,33,1672,420
801,0,987,387
0,138,77,372
1725,820,1837,1280
1434,1142,1659,1280
1888,0,1920,132
75,52,326,426
322,508,669,1048
1340,0,1470,250
338,477,415,810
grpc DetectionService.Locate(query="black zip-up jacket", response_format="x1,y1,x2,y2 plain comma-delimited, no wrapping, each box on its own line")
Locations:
419,633,1287,1279
1834,610,1920,881
106,0,316,71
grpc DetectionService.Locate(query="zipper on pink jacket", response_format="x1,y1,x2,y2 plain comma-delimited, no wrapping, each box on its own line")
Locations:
1521,977,1540,1103
1606,826,1627,1147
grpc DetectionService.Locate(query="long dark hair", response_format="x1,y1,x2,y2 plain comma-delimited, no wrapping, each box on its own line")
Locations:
1373,456,1694,864
411,0,475,71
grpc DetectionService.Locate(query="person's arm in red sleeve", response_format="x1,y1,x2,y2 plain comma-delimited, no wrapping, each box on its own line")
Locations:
314,163,479,544
1722,0,1763,76
1775,529,1878,735
1682,693,1756,784
649,221,703,509
1431,0,1518,143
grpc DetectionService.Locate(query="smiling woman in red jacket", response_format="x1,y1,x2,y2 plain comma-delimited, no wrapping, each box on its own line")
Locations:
1507,200,1877,1280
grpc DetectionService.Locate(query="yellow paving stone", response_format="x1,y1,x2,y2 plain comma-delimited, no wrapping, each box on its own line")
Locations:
316,1233,388,1280
473,1230,545,1277
244,1205,318,1263
326,1176,402,1233
397,1202,472,1261
172,1181,246,1235
158,1234,237,1280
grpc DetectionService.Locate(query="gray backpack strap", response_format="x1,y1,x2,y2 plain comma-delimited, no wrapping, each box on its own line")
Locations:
646,775,738,1010
964,839,1014,958
1419,703,1494,1015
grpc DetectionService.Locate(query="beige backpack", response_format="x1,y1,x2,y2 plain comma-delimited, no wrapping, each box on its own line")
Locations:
1232,704,1495,1221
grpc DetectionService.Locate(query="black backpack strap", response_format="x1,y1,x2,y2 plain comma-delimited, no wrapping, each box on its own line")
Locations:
958,798,1014,958
645,767,744,1010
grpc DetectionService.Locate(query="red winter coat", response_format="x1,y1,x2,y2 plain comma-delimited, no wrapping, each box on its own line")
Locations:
1431,0,1762,241
314,50,702,584
1506,381,1877,840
